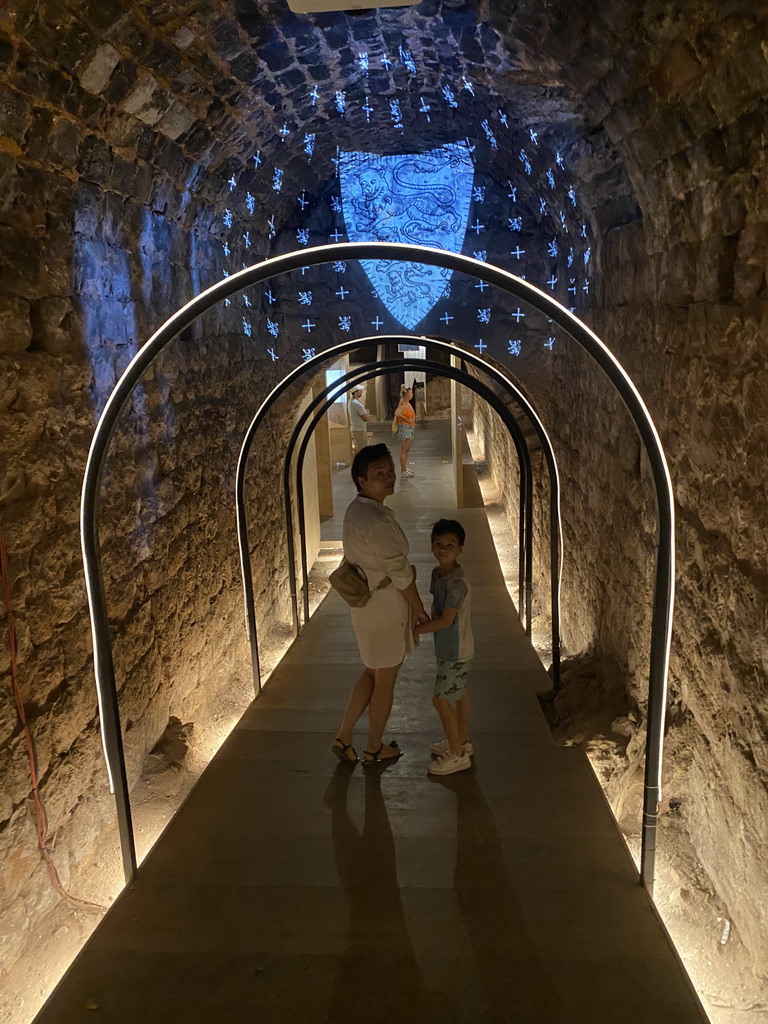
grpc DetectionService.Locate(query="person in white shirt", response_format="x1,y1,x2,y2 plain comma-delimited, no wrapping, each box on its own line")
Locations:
331,444,429,765
347,387,371,452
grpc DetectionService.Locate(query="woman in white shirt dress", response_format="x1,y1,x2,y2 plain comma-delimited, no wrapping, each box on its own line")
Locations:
332,444,429,765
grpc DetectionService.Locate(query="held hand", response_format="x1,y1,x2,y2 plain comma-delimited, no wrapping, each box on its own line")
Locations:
415,609,430,626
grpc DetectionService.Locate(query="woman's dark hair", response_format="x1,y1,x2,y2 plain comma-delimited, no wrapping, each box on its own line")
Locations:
430,518,466,546
351,443,392,492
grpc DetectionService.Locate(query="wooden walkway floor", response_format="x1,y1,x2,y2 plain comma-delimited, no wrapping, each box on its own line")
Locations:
35,421,707,1024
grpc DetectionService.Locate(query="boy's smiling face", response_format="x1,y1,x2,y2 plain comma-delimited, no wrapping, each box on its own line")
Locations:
431,532,463,569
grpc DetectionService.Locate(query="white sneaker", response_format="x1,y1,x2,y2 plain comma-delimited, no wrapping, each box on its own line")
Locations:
402,469,414,477
427,751,472,775
431,739,473,756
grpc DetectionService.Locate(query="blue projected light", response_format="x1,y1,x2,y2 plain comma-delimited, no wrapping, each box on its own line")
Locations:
339,143,474,329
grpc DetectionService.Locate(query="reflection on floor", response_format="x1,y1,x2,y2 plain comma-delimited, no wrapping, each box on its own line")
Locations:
34,420,707,1024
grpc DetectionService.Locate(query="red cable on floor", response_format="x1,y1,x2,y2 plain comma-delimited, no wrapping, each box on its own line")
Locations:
0,520,105,912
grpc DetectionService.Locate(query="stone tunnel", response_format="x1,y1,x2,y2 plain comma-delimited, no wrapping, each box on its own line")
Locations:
0,0,767,1020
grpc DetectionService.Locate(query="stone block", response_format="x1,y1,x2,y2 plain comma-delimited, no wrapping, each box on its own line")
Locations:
694,234,738,303
76,133,112,186
145,39,181,80
103,59,138,106
229,50,260,84
680,87,718,137
102,112,143,154
105,12,153,61
108,154,136,195
42,65,73,110
0,37,12,73
132,161,153,204
0,90,31,146
48,117,80,169
136,125,155,161
55,21,94,75
734,223,768,301
121,73,168,127
649,41,703,100
39,230,75,295
172,26,195,50
737,222,765,266
78,43,120,95
14,51,50,99
30,297,83,357
210,16,245,61
277,66,306,92
0,296,32,353
0,226,41,298
658,244,696,306
156,99,195,141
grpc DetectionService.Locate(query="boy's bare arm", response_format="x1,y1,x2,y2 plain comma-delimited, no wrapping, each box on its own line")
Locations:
414,607,458,635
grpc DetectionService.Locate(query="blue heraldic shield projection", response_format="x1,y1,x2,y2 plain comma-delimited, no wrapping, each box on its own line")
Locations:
339,143,474,329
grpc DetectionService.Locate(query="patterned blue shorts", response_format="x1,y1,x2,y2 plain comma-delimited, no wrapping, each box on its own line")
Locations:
433,659,472,702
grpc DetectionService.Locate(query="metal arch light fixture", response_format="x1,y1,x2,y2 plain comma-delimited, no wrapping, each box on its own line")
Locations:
280,356,536,634
80,241,674,892
239,334,562,688
275,356,539,637
241,335,565,688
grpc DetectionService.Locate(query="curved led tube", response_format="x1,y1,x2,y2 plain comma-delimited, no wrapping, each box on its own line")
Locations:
81,242,673,891
282,358,534,633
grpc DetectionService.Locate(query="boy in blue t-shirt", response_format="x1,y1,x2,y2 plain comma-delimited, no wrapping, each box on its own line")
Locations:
414,518,474,776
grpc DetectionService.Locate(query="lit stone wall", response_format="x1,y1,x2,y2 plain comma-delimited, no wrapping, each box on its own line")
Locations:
0,1,308,990
471,3,768,965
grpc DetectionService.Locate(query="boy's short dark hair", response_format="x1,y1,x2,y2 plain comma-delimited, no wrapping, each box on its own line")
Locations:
351,443,392,492
431,518,466,546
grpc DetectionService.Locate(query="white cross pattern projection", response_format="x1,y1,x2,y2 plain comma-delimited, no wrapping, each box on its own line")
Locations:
207,49,593,359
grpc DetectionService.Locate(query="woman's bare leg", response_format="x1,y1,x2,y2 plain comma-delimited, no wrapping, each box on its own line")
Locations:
365,663,401,756
400,438,412,472
336,667,375,752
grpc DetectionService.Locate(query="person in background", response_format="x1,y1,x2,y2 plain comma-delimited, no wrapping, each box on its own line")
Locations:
393,384,416,477
413,379,427,424
347,386,371,452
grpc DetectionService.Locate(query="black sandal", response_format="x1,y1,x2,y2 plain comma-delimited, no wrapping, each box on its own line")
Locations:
363,740,402,763
331,737,358,764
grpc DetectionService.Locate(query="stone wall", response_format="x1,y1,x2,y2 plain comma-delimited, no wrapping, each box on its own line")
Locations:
469,0,768,958
0,1,309,990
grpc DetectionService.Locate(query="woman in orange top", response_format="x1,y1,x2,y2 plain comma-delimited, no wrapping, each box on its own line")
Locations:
394,384,416,478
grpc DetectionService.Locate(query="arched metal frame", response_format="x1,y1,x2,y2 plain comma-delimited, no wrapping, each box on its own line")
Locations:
242,335,561,693
283,357,535,634
277,357,534,634
294,359,531,632
81,242,674,893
